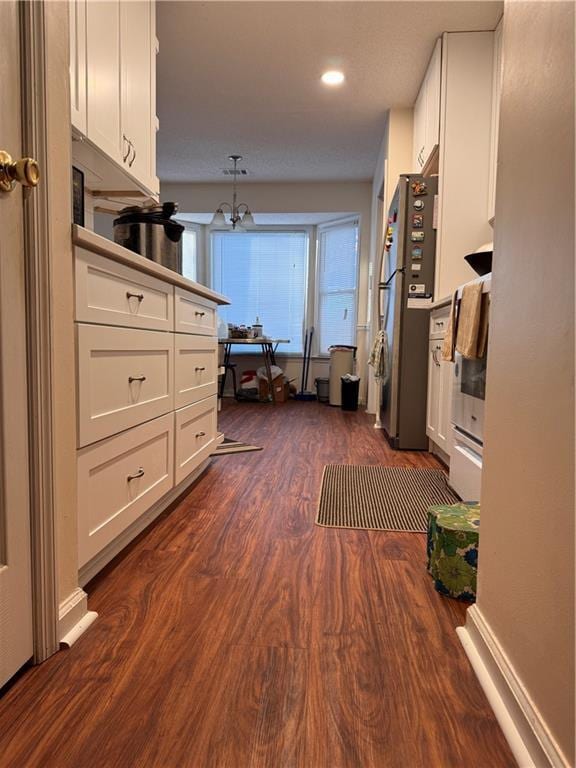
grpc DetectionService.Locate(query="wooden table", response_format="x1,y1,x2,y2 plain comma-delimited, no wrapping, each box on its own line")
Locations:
218,338,290,404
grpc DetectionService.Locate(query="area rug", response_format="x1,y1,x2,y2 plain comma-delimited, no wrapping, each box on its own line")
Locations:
316,465,459,532
211,437,262,456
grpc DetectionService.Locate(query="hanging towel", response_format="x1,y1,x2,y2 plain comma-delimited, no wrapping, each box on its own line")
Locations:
368,330,390,383
456,283,483,358
441,291,459,362
476,293,490,358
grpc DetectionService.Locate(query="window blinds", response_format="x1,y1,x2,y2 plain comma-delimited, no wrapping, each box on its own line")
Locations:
211,231,309,354
317,220,359,354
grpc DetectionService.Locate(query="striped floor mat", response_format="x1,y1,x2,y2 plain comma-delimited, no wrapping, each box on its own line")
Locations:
316,465,459,532
211,437,262,456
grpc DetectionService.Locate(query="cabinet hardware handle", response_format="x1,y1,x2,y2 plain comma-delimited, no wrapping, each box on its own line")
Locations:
195,366,206,372
432,348,438,365
195,431,206,438
127,467,145,481
126,291,144,302
195,311,206,317
128,375,146,383
128,140,136,168
122,134,130,162
471,415,477,421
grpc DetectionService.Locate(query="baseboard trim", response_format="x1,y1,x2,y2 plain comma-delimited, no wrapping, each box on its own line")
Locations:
78,458,211,587
58,587,98,646
457,605,570,768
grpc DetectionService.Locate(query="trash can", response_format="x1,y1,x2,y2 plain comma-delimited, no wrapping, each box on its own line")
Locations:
315,377,329,403
328,345,356,406
341,375,360,411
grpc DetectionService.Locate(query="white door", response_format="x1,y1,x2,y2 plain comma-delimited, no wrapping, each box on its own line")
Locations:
0,1,34,687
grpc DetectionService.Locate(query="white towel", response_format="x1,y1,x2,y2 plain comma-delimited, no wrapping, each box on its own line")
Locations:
368,330,390,383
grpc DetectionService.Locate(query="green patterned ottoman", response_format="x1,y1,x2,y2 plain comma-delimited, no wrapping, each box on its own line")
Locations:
426,503,480,601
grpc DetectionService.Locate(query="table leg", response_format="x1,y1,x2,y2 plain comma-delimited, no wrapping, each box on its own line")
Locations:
262,343,276,404
219,343,231,398
270,344,278,366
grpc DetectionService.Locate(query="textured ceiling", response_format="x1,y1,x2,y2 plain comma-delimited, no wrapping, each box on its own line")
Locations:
157,1,502,183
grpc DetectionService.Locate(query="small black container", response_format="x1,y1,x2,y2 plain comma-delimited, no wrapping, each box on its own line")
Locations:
341,377,360,411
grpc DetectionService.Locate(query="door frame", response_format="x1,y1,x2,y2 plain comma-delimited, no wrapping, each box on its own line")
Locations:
19,1,71,663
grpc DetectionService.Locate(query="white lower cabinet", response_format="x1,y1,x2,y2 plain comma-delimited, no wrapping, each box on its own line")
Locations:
76,324,174,447
78,412,174,567
427,306,453,457
74,238,228,578
174,397,217,485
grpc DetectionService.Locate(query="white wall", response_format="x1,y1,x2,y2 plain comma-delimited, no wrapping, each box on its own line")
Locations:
471,1,574,764
161,180,372,402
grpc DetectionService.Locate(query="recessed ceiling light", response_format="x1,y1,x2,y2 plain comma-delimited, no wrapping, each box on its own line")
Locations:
321,70,345,86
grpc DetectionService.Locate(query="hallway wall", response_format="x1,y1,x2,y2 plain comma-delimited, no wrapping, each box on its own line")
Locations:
472,1,574,763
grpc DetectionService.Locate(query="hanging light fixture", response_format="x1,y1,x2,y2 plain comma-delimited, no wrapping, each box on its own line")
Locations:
211,155,254,230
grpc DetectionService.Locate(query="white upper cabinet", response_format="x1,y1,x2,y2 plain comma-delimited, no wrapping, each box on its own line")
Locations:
487,18,503,224
69,0,87,134
86,0,122,164
412,39,441,172
121,1,154,191
71,0,159,199
434,31,495,299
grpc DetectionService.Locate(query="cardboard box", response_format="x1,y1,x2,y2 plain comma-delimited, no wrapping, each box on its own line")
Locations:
259,375,289,403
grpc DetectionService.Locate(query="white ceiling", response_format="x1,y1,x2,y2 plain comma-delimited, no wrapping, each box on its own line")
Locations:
157,1,502,183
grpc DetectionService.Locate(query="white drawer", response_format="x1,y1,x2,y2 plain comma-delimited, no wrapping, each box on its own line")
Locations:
77,324,174,447
75,248,174,332
175,397,217,485
429,304,451,339
449,428,483,503
174,287,217,336
78,413,174,567
174,336,218,409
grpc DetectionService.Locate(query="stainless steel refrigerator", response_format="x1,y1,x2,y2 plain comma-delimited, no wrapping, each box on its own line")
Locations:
379,174,438,449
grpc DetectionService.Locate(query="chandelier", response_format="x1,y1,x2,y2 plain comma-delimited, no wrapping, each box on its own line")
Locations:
211,155,255,231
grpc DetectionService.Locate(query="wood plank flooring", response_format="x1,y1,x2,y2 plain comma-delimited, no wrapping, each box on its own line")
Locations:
0,401,516,767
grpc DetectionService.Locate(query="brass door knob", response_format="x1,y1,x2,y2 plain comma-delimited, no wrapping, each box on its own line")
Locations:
0,150,40,193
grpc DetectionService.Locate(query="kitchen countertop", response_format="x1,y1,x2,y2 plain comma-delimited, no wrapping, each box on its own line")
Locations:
430,295,452,310
73,225,230,305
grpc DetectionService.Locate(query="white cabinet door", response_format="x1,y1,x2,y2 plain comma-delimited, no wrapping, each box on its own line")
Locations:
86,0,122,163
424,39,442,161
437,357,453,451
412,84,426,171
69,0,87,134
487,19,503,223
426,340,440,440
120,0,152,186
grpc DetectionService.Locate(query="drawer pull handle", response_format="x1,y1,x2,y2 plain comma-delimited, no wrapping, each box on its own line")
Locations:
195,366,206,372
128,375,147,383
195,311,206,317
195,431,206,438
126,291,144,302
127,467,145,481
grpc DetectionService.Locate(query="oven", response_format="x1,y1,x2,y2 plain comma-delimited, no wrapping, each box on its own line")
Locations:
449,276,490,501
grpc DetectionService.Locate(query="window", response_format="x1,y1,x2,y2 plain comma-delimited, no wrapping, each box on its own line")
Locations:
211,230,309,354
316,219,359,354
181,227,198,282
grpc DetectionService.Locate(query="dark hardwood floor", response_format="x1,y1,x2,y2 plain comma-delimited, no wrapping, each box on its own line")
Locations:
0,401,515,767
